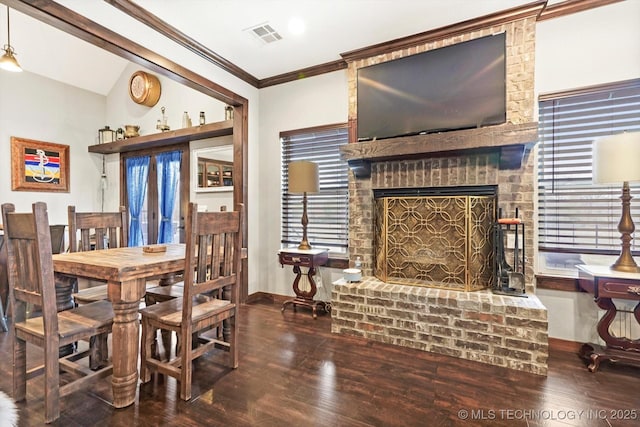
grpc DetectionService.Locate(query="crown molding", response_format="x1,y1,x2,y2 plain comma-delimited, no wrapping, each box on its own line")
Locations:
258,60,347,88
340,1,546,63
13,0,626,90
104,0,260,88
538,0,624,22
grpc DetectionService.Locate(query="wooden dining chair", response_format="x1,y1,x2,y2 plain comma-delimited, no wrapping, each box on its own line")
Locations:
139,202,243,400
143,206,227,359
1,202,114,424
67,205,128,305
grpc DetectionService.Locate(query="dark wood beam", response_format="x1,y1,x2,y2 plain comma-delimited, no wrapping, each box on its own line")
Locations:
104,0,260,88
7,0,247,106
340,122,538,163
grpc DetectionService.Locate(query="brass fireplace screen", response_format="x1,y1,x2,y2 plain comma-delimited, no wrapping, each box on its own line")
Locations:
374,193,496,291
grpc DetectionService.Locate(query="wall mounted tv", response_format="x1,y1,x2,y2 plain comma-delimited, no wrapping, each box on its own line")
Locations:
357,32,506,141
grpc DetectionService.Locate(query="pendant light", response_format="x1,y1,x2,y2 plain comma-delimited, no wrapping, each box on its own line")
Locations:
0,6,22,72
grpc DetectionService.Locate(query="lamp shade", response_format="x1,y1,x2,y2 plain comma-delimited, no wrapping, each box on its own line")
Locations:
288,161,319,194
0,47,22,72
593,132,640,184
0,7,22,73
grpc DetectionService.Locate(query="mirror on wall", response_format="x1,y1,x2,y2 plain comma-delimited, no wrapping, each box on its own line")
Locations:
193,146,233,192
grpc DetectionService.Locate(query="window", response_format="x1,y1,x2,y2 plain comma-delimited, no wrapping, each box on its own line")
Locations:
122,145,189,246
281,124,349,252
538,79,640,263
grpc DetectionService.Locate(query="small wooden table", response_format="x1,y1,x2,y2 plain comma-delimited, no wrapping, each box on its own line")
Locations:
279,248,329,319
53,243,185,408
577,264,640,372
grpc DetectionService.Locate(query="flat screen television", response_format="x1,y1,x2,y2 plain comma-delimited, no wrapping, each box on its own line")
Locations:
357,32,506,141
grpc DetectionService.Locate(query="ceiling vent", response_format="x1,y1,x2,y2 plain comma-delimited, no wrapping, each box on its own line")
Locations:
244,22,283,44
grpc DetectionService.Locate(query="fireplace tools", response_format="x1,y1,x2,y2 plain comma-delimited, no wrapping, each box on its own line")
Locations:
493,208,527,297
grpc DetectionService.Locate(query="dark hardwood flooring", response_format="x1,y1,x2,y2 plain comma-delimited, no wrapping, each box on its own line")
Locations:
1,301,639,426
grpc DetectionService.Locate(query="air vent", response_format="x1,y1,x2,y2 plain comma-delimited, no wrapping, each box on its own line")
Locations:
245,22,283,44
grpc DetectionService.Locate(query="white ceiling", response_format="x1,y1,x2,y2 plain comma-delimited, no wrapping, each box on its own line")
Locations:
1,0,556,95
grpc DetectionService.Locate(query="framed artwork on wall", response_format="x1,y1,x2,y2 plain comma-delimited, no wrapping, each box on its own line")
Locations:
11,136,70,192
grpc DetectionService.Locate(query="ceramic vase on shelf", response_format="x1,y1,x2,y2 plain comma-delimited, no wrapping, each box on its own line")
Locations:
124,125,140,138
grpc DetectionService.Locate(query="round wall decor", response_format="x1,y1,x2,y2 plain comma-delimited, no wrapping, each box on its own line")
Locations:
128,70,161,107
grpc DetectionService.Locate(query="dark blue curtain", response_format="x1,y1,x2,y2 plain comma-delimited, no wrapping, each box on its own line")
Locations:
126,155,150,246
156,150,182,243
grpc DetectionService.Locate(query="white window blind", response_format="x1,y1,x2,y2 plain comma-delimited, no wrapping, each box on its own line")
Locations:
281,124,349,250
538,79,640,255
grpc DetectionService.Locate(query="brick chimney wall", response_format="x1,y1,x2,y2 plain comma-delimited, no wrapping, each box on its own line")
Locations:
333,12,548,376
345,15,538,292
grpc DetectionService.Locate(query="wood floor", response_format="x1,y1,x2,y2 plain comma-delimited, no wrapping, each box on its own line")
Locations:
1,300,639,426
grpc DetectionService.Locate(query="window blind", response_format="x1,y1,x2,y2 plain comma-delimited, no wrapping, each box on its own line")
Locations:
281,124,349,250
538,79,640,255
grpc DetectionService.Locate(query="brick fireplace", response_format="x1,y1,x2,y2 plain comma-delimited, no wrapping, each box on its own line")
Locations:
331,3,548,375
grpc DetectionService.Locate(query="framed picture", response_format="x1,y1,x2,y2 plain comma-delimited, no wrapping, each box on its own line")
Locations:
11,137,70,192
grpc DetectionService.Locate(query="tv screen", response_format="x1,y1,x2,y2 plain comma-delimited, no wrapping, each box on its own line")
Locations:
357,33,506,141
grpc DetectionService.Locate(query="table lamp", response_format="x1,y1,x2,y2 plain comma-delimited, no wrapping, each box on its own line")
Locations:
592,131,640,272
288,160,319,250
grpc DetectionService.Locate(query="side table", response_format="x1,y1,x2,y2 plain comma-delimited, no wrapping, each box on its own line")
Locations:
577,264,640,372
279,248,329,319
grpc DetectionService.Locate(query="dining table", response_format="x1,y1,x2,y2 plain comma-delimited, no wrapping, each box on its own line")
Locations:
52,243,186,408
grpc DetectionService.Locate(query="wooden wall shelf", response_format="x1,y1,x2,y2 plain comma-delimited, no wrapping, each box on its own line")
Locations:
88,120,233,154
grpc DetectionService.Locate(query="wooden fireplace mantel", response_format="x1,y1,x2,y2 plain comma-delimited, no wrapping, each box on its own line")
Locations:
341,122,538,175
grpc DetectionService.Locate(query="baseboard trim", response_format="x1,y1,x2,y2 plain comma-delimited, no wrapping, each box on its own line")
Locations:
246,291,290,305
548,337,583,354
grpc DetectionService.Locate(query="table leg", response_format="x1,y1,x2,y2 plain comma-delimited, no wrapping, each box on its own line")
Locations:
580,297,640,372
109,279,145,408
281,266,327,319
54,274,77,357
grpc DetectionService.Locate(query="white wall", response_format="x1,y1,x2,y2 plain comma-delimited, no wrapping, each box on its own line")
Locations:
259,71,349,297
534,0,640,342
0,71,105,225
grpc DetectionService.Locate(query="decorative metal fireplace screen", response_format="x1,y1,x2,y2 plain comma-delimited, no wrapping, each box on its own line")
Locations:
374,189,496,291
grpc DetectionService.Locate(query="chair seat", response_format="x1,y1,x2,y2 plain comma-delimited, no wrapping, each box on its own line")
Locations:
74,282,159,304
15,300,113,343
145,283,184,300
140,296,233,327
59,300,114,327
73,284,109,304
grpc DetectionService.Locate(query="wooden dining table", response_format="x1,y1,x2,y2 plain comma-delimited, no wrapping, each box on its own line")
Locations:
52,243,186,408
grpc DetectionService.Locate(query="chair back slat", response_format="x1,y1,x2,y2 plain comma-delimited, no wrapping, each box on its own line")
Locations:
182,203,243,324
1,202,58,331
68,206,128,252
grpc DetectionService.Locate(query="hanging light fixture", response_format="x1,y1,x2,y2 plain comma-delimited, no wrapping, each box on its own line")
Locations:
0,6,22,72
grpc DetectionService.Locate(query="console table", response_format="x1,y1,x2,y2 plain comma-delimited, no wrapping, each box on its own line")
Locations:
279,248,329,319
577,264,640,372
